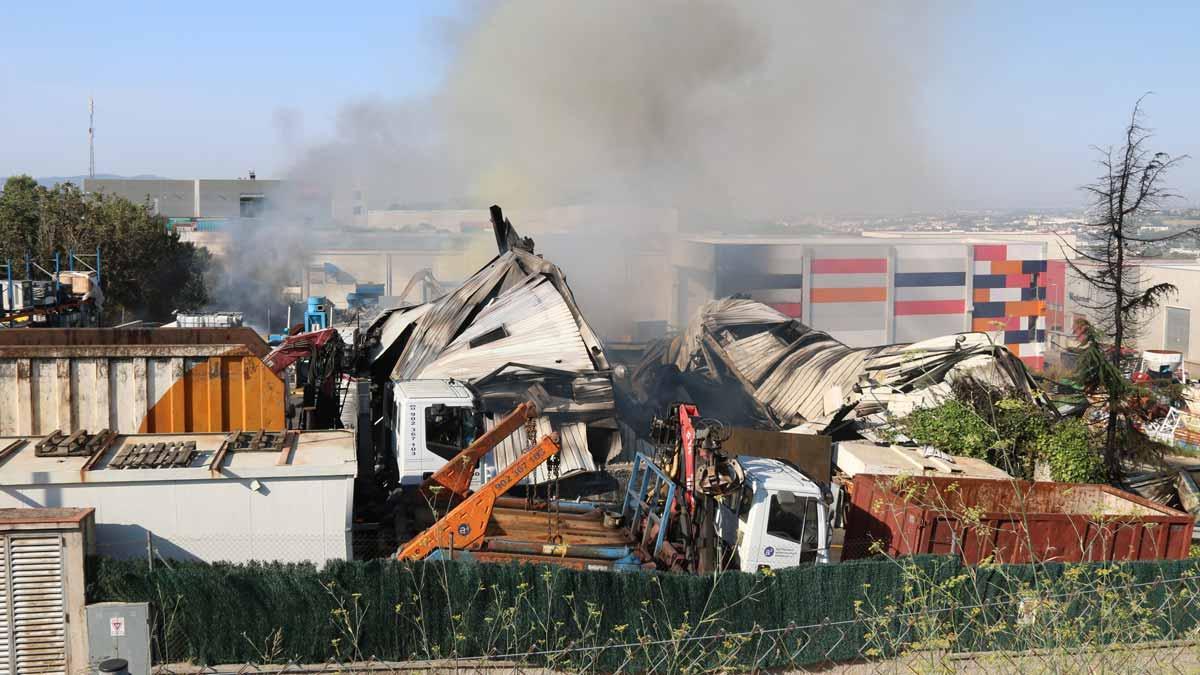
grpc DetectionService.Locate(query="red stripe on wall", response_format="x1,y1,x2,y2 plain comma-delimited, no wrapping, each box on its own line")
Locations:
811,258,887,274
1020,355,1045,371
974,244,1007,261
1005,273,1032,287
895,300,966,316
811,287,887,303
768,302,803,318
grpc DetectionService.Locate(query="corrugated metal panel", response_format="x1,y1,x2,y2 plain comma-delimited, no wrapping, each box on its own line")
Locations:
10,535,65,674
419,276,593,379
482,416,594,483
0,538,9,674
0,354,284,435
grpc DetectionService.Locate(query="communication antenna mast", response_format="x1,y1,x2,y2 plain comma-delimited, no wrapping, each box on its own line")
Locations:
88,97,95,179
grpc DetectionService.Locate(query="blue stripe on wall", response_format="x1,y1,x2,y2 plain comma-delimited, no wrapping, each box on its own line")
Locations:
973,302,1006,318
1020,288,1047,301
894,272,966,287
1004,330,1032,343
973,275,1007,289
1022,260,1048,274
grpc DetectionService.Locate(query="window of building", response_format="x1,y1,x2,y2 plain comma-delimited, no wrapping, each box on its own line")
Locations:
239,194,265,218
1166,306,1190,354
766,492,820,559
424,405,480,460
352,206,363,216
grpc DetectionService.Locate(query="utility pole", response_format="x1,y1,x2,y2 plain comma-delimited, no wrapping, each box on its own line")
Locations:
88,97,95,179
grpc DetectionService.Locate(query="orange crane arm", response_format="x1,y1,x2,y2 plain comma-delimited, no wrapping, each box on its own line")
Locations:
420,401,537,499
398,433,560,561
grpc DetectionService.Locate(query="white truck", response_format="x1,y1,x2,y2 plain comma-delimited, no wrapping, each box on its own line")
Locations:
718,456,834,570
388,379,483,486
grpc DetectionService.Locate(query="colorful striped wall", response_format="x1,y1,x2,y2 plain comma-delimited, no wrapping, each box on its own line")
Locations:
809,245,890,346
893,244,968,342
970,243,1047,369
714,244,805,318
699,240,1050,369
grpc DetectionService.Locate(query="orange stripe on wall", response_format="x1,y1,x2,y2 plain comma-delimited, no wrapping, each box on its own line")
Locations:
811,287,887,303
973,289,989,302
1005,300,1045,316
990,260,1023,275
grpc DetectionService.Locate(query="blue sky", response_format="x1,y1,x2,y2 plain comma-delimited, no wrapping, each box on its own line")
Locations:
2,1,1200,210
0,1,464,179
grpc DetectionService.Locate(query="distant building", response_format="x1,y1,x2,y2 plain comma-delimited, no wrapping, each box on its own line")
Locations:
82,176,288,220
1056,259,1200,374
674,235,1055,369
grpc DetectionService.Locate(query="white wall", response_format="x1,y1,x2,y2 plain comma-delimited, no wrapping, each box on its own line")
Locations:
0,475,353,564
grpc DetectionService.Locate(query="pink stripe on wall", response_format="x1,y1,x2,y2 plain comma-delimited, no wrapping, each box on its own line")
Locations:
768,302,802,318
973,244,1007,261
811,258,887,274
894,300,966,316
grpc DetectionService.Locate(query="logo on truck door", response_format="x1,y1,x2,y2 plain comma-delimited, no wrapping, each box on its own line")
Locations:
763,546,775,558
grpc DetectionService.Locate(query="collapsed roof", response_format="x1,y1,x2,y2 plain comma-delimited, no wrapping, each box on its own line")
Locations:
368,207,618,482
631,298,1042,436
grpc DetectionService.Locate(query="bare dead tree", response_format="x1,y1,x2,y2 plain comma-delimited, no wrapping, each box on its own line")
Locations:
1064,96,1192,475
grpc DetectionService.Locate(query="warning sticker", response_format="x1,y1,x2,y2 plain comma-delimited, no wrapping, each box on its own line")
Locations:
109,616,126,637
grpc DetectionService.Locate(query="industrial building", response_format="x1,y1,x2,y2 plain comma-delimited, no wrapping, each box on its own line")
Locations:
1049,258,1200,374
673,236,1053,369
82,176,290,220
0,430,356,564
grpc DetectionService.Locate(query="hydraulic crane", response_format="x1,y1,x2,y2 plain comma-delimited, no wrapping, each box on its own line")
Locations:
419,401,537,501
398,433,562,560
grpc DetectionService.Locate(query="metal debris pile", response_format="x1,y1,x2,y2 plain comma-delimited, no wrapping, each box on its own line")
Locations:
367,207,619,481
631,298,1043,438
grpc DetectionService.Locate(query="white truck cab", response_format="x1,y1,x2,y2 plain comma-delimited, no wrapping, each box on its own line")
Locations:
718,456,833,572
390,379,481,486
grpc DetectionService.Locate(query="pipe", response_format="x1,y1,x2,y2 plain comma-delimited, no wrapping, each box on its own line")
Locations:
485,538,632,560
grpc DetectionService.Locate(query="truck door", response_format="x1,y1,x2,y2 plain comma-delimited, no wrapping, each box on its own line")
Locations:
751,490,824,570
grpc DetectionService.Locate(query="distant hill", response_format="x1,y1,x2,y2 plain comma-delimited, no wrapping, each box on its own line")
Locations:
0,174,171,189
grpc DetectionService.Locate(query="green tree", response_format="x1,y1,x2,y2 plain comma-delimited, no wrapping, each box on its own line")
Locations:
0,176,211,321
1064,98,1193,475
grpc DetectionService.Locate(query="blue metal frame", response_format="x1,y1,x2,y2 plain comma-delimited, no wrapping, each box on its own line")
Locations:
621,452,677,558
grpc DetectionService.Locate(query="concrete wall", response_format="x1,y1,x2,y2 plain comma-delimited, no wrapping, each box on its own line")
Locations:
1130,265,1200,372
83,178,289,219
84,178,196,217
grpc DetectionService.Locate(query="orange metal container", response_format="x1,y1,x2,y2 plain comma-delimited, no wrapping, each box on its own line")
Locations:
0,328,285,435
844,474,1194,564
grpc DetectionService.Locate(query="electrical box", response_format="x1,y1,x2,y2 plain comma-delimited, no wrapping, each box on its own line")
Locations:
87,602,151,675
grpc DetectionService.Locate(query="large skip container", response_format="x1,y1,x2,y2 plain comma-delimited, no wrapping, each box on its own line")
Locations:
844,474,1194,564
0,328,285,434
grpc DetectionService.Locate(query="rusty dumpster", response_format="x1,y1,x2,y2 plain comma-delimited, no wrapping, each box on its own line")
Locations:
843,474,1194,564
0,328,285,434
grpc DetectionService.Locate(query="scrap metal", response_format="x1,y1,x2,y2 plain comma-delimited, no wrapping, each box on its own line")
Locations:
366,205,619,481
632,297,1044,436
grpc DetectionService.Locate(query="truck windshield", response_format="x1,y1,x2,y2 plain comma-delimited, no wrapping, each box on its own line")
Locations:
767,492,820,560
425,406,479,459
